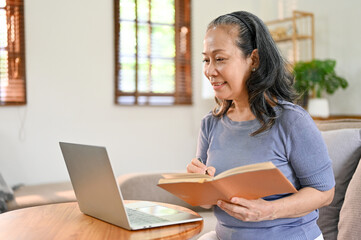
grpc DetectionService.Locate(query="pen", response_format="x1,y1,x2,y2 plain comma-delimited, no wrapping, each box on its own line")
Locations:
197,157,209,175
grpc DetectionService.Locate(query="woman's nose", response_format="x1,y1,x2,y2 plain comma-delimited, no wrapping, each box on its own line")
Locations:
205,62,217,78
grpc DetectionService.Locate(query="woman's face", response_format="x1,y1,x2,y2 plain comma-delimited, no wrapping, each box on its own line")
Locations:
202,25,253,102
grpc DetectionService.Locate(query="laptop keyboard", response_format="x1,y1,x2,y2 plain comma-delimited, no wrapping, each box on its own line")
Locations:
126,208,168,225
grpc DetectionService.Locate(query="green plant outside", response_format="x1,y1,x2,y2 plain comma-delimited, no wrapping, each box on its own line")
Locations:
293,59,348,98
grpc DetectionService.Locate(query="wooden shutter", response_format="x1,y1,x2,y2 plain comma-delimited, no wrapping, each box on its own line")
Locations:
0,0,26,105
174,0,191,104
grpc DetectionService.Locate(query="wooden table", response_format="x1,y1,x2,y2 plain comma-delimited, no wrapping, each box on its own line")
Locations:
0,201,203,240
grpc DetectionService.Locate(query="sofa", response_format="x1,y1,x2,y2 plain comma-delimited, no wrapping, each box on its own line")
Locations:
115,119,361,240
1,119,360,240
3,181,76,211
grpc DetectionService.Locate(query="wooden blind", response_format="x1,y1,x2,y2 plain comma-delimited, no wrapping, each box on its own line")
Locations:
114,0,192,105
0,0,26,105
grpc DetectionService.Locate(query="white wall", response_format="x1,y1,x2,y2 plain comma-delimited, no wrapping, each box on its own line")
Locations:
0,0,248,186
1,0,360,186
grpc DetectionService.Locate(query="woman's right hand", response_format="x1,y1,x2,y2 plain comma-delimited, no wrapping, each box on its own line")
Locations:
186,158,216,209
186,158,216,176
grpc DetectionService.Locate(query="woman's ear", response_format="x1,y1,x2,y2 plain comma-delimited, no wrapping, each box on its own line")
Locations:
250,49,259,69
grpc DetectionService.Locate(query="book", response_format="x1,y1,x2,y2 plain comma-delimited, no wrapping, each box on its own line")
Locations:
157,161,297,206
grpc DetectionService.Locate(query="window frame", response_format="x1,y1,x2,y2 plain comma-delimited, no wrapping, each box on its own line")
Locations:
113,0,192,106
0,0,26,106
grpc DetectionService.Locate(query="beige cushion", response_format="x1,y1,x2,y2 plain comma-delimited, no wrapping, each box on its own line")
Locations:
190,210,218,240
117,173,205,212
315,119,361,131
317,128,361,240
337,158,361,240
7,182,76,211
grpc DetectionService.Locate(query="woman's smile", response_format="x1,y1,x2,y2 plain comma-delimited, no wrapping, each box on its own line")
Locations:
211,81,227,90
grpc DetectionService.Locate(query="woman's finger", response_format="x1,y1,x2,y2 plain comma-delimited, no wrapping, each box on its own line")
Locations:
191,158,206,167
206,166,216,176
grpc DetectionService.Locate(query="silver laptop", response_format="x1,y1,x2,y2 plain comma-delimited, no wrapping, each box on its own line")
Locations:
59,142,202,230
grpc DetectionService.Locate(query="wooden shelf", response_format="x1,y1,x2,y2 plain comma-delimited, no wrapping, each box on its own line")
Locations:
273,34,313,43
266,11,314,63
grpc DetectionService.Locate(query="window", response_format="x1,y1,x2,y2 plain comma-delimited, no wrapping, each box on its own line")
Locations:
0,0,26,106
114,0,192,105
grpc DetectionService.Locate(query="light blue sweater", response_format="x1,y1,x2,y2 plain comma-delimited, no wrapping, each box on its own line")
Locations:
196,100,335,240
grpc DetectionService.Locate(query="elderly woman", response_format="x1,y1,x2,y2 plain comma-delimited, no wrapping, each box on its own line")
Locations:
187,11,335,240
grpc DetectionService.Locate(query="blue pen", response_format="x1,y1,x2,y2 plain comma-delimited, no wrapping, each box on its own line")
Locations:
197,157,209,175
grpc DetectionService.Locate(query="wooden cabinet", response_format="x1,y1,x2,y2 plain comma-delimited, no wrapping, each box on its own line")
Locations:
266,11,314,63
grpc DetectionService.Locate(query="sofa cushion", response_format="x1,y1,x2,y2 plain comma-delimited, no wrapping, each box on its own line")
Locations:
117,173,205,212
0,173,14,213
191,210,218,240
317,128,361,240
315,119,361,131
337,157,361,240
6,181,76,211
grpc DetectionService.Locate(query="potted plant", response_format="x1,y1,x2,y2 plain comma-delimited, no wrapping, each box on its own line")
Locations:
293,59,348,118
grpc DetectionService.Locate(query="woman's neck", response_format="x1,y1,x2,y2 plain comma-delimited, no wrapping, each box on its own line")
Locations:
227,100,255,122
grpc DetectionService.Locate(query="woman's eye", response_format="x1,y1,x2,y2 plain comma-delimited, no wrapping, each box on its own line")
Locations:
202,59,210,63
216,58,224,62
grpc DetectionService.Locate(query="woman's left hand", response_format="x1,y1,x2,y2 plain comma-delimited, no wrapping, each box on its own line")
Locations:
217,197,277,222
217,187,334,221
